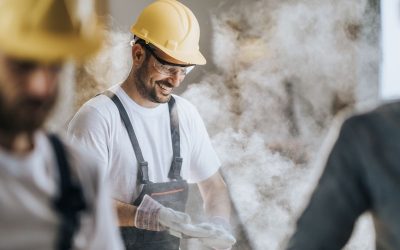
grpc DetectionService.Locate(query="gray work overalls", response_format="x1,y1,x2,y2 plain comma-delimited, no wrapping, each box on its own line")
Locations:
104,91,189,250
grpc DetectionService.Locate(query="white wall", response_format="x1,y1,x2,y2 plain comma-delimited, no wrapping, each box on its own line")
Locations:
381,0,400,100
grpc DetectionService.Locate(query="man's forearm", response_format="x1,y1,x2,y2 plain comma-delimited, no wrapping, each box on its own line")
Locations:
113,199,137,227
204,185,231,219
198,171,231,220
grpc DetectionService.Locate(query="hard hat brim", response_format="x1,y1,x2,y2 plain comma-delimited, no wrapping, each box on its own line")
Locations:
134,34,206,65
0,30,103,63
163,48,207,65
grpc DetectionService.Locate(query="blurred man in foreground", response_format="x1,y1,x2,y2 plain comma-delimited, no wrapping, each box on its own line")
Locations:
0,0,123,249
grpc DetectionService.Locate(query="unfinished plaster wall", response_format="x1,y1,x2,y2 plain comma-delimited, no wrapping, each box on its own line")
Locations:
180,0,380,249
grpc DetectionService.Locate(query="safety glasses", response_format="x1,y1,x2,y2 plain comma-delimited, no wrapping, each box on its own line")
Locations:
133,40,195,77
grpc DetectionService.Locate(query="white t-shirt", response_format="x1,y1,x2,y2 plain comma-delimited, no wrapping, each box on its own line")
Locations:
0,131,124,250
68,84,220,203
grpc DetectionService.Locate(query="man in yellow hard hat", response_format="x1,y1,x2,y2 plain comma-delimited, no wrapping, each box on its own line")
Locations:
0,0,123,249
68,0,236,249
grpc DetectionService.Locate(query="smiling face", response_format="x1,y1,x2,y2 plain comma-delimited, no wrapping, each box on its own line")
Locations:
131,43,188,106
0,53,61,135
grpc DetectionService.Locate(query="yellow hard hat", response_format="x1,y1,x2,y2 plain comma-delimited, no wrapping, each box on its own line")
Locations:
0,0,103,63
131,0,206,65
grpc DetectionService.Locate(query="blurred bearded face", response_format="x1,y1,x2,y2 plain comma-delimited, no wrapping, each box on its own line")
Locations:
0,54,61,134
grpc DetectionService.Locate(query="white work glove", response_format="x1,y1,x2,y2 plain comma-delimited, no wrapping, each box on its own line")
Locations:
135,195,236,249
194,216,236,250
165,215,235,249
208,216,235,250
134,194,191,232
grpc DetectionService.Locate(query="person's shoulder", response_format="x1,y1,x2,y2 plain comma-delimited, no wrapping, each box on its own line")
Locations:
373,100,400,118
172,94,194,106
172,94,198,113
80,92,116,113
74,87,122,122
343,100,400,134
80,84,121,109
348,101,400,123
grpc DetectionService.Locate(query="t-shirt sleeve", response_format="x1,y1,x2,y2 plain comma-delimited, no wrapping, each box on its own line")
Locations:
67,104,110,181
287,117,371,249
187,106,221,183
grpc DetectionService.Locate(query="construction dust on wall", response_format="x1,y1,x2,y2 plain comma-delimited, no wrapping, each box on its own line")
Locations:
55,0,381,249
182,0,379,249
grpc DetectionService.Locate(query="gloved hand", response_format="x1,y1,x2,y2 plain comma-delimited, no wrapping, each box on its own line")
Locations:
194,216,236,250
134,195,236,249
134,194,191,232
207,216,235,250
165,216,235,249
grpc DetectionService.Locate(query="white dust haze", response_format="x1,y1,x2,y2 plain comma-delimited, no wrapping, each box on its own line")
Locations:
181,0,378,249
50,0,381,249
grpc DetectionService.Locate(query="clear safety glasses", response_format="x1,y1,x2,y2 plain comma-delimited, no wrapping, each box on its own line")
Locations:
132,40,195,77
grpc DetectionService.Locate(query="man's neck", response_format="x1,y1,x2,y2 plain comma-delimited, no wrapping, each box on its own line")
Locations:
0,131,34,155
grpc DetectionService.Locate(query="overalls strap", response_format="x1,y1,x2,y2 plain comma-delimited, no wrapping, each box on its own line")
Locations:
103,90,150,184
48,134,87,250
103,91,183,182
168,96,183,180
